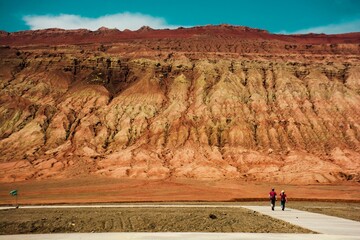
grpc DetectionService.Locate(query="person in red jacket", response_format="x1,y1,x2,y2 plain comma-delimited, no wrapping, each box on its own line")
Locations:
269,188,277,211
280,190,287,211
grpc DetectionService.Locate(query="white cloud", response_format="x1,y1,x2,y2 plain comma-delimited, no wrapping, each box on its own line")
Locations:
279,19,360,34
23,12,181,31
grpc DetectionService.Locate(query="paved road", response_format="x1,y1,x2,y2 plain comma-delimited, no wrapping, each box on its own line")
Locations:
1,204,360,239
243,206,360,236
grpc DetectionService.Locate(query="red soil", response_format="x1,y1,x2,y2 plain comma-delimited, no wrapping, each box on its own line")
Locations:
0,178,359,205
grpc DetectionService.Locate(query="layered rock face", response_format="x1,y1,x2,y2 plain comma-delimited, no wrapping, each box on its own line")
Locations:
0,25,360,183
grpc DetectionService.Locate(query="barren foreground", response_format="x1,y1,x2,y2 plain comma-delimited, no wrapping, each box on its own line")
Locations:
1,177,358,234
0,178,359,205
0,206,313,235
1,202,360,235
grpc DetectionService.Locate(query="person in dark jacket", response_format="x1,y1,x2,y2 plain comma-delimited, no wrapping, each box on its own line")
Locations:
280,190,287,211
269,188,277,210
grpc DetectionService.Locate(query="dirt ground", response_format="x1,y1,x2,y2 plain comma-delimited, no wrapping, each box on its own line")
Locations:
0,177,359,205
0,178,359,235
0,207,313,235
0,202,359,235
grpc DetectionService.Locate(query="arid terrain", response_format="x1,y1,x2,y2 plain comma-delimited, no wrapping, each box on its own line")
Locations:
1,201,359,235
0,178,359,206
0,206,314,234
0,25,360,192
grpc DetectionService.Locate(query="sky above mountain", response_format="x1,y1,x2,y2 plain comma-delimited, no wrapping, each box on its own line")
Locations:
1,0,360,34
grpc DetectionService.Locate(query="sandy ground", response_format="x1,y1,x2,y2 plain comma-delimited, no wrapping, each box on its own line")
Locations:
0,178,359,205
0,207,313,235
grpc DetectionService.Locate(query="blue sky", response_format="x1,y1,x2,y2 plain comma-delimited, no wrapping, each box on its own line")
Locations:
1,0,360,34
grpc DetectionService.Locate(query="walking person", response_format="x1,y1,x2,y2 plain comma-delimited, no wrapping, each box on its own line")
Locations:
269,188,277,211
280,190,287,211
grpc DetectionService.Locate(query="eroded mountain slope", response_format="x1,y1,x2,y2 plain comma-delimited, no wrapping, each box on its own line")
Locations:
0,26,359,183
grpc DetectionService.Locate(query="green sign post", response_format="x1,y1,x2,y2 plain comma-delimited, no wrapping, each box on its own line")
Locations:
9,190,18,208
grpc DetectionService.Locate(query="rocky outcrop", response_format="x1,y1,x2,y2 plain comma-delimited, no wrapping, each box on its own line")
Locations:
0,25,359,183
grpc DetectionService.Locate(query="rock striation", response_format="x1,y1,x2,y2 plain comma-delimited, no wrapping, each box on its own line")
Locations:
0,25,359,183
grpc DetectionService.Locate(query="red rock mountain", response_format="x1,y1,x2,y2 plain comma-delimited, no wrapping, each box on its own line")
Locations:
0,25,359,183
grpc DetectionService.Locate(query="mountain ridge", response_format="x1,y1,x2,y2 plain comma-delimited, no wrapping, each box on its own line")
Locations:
0,25,359,184
1,24,360,47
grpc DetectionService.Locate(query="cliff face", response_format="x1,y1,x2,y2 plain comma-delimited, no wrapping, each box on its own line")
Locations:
0,25,360,183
